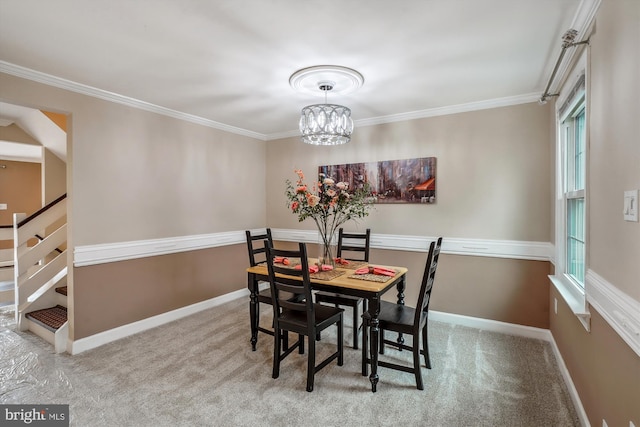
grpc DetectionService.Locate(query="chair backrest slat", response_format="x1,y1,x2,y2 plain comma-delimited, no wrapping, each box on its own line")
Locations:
337,228,371,262
245,228,273,267
414,237,443,326
265,242,315,328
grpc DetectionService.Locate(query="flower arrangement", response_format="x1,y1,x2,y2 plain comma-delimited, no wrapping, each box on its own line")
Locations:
285,169,373,266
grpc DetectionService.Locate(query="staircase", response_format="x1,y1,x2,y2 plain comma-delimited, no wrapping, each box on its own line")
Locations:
12,194,68,353
26,286,68,328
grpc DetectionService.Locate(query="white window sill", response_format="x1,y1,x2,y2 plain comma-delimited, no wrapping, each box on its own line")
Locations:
549,274,591,331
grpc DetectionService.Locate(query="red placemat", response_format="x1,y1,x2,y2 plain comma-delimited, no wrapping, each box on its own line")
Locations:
348,269,398,283
311,269,346,281
336,260,369,270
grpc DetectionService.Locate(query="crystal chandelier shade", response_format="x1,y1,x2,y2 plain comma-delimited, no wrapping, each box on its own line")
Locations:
299,103,353,145
290,66,363,146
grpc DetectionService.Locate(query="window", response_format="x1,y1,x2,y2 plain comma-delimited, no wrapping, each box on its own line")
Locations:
550,65,590,329
563,103,586,286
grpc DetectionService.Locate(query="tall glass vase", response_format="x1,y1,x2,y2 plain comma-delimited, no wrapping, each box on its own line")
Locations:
317,231,336,268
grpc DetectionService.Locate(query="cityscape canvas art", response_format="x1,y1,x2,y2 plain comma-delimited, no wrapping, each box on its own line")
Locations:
319,157,436,204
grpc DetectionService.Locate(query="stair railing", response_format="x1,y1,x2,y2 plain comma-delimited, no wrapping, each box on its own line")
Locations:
14,194,67,329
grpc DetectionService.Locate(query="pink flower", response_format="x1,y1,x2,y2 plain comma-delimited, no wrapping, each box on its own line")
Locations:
326,189,336,197
291,201,299,211
336,182,348,190
296,185,307,193
307,194,320,207
323,177,335,185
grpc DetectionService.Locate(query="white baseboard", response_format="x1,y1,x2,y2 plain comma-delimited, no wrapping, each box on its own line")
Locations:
430,310,589,427
429,310,551,341
548,333,591,427
69,287,249,355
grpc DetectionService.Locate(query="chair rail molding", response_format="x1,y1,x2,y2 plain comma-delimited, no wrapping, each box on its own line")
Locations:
73,228,553,267
73,231,247,267
586,269,640,357
273,229,552,261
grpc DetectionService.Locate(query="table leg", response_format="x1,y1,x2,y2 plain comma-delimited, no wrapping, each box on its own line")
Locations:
248,272,259,351
368,296,381,393
396,275,406,349
362,309,369,377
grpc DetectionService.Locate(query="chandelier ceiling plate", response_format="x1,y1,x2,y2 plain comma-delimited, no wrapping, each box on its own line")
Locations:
289,65,364,97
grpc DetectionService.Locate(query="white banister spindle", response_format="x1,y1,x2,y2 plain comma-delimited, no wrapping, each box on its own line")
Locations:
13,197,68,331
13,212,26,324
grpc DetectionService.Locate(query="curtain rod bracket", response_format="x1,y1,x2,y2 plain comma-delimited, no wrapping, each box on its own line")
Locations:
539,30,590,104
568,40,590,48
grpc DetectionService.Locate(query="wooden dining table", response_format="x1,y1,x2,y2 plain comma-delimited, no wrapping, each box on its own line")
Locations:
246,260,408,392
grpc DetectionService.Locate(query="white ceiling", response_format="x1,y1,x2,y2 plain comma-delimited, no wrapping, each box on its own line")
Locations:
0,0,587,140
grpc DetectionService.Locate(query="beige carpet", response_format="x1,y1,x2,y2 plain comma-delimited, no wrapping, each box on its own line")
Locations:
0,297,579,426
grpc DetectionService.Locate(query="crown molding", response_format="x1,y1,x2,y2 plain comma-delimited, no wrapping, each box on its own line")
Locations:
571,0,602,41
0,61,266,141
1,60,547,143
265,93,541,141
546,0,601,96
355,93,541,128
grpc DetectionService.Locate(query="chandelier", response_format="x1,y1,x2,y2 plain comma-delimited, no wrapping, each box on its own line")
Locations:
290,66,364,146
299,82,352,145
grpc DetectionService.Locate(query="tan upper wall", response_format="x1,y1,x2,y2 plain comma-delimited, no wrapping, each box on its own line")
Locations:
267,102,552,242
43,147,66,204
0,123,40,145
0,73,267,246
588,0,640,300
0,159,41,226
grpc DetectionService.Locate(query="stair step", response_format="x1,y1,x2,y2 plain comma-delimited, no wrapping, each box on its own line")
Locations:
0,280,13,291
26,305,67,332
55,286,67,296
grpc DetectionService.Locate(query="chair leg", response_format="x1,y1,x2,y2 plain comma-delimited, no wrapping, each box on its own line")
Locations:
307,336,315,392
272,328,281,379
422,324,431,369
352,303,359,349
413,336,424,390
299,334,305,354
361,319,368,376
338,319,344,366
379,329,385,354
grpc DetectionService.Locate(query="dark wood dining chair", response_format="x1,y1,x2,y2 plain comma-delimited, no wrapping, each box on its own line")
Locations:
246,229,303,348
364,237,442,390
245,228,278,338
265,241,344,392
315,228,370,349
